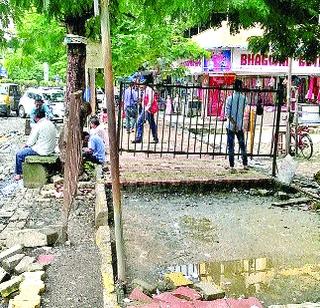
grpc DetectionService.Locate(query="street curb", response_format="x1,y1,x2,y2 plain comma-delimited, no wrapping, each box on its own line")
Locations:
95,166,119,308
106,177,275,191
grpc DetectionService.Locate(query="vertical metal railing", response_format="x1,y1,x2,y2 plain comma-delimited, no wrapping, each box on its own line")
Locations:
117,82,281,159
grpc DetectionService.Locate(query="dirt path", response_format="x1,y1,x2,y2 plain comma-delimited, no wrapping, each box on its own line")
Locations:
0,116,103,308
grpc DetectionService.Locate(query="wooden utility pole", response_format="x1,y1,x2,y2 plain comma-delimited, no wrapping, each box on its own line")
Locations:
89,68,96,114
100,0,126,282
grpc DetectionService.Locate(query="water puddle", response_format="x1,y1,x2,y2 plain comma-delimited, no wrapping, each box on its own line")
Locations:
123,190,320,305
167,257,320,305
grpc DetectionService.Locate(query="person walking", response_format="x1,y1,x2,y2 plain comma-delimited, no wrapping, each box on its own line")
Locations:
123,81,138,133
132,85,159,144
226,79,248,172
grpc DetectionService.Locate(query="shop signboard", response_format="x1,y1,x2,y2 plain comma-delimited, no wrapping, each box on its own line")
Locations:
181,59,202,74
203,49,232,73
232,49,320,75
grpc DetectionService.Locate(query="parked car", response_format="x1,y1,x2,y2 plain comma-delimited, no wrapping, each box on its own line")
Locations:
18,87,65,122
0,83,21,116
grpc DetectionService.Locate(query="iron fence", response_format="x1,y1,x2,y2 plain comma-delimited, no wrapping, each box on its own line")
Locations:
117,82,283,159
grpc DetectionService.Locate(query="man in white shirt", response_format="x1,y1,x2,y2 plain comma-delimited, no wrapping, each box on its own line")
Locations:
14,109,56,180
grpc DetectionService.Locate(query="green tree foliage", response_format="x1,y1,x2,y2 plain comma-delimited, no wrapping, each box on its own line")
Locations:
227,0,320,61
4,11,66,82
4,0,320,69
5,0,210,79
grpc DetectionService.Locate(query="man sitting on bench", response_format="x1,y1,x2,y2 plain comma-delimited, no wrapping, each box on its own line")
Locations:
15,109,56,181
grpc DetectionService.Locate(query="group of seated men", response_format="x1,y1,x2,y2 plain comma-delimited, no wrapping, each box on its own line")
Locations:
14,98,107,181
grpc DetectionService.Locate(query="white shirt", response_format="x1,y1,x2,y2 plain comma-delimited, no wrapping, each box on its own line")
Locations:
27,118,56,155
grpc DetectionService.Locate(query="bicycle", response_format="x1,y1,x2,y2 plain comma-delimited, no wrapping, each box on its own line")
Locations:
289,124,313,159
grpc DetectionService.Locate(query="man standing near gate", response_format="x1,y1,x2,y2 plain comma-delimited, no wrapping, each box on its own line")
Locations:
226,79,248,172
123,81,138,133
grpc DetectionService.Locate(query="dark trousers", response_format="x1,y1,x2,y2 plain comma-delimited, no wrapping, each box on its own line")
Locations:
83,152,102,165
136,110,158,142
15,147,38,175
227,129,248,168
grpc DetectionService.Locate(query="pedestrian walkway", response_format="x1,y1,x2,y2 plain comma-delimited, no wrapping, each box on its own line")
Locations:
105,153,272,187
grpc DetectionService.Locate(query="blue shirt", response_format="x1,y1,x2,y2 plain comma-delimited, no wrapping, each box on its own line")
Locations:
226,92,247,131
30,104,53,123
124,86,138,109
89,134,106,163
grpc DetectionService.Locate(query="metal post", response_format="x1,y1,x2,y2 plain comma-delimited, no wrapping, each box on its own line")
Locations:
285,58,293,155
272,84,284,177
100,0,126,282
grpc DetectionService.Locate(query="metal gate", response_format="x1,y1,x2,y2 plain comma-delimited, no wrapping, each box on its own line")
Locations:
117,82,283,159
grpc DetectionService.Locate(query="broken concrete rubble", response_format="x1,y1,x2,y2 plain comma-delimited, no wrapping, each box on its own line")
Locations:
132,278,157,295
0,275,24,297
164,272,193,287
271,197,311,208
2,253,25,272
15,256,36,275
194,281,225,300
6,227,59,248
0,267,9,283
0,245,24,263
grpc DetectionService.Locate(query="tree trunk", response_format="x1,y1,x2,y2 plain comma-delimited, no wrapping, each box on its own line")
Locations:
59,40,86,163
61,91,82,243
60,17,88,242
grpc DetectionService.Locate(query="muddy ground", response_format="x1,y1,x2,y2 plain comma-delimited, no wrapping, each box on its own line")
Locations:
122,188,320,306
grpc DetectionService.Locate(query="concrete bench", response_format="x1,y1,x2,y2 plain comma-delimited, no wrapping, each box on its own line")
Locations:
22,155,60,188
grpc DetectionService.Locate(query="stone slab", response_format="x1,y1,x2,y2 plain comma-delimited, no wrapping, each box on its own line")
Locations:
171,286,201,301
15,256,36,274
10,294,41,308
25,155,58,164
26,263,45,272
0,245,24,262
6,228,59,248
153,292,189,304
0,267,9,283
2,254,25,272
23,271,46,281
194,282,225,300
95,183,108,227
22,163,48,189
0,275,24,297
271,197,310,207
132,278,157,295
0,211,14,218
164,272,193,287
129,288,153,303
19,280,45,295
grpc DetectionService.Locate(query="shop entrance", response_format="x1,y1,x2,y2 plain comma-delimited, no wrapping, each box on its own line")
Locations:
117,82,283,159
